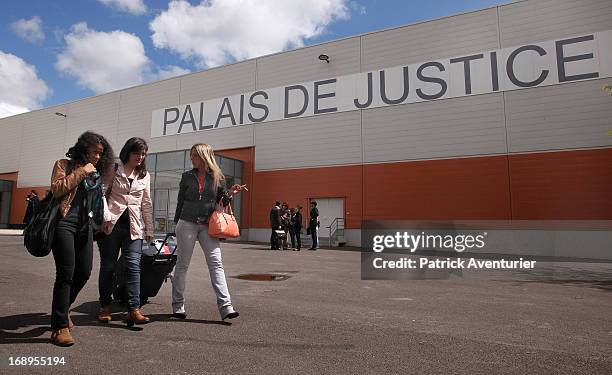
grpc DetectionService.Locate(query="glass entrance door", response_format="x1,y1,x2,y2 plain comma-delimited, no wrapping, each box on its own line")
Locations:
0,180,13,229
148,150,244,235
153,170,183,233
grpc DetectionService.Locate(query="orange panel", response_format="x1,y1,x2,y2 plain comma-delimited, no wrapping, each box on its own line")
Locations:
10,186,49,225
1,171,49,225
509,149,612,219
251,165,363,229
364,156,512,220
23,146,593,230
0,172,18,181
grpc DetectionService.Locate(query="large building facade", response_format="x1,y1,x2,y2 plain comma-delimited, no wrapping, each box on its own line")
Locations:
1,0,611,246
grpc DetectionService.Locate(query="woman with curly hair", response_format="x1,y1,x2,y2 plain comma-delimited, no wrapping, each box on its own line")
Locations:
49,131,114,346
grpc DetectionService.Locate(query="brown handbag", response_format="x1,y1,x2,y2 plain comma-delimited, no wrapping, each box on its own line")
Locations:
208,203,240,238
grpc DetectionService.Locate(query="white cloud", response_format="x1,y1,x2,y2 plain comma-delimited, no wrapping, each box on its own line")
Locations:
0,51,50,118
155,65,190,80
350,1,366,15
10,16,45,43
0,102,30,119
55,23,189,93
55,22,150,94
98,0,147,15
150,0,350,68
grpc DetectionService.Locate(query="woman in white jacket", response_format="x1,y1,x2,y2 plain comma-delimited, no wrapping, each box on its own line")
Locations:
97,137,153,326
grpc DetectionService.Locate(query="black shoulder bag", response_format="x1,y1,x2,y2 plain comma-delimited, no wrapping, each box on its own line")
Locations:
23,161,72,257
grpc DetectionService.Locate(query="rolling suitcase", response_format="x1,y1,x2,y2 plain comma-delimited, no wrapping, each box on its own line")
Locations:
114,232,178,306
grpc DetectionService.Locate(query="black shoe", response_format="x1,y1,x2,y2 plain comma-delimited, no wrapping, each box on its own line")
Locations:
172,312,187,319
223,311,240,320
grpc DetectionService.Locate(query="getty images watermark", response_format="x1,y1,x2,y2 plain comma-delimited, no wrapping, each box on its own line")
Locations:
370,231,535,272
359,220,612,280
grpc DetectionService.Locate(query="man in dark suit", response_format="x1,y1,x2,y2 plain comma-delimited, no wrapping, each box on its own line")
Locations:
269,201,281,250
292,206,303,251
308,201,319,250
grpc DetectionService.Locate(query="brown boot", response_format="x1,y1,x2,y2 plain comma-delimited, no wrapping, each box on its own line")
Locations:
125,308,150,327
98,305,112,323
68,311,74,331
51,328,75,347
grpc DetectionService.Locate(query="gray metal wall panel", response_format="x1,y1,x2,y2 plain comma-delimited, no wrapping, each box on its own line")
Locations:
256,38,361,89
64,92,120,153
254,111,362,170
499,0,612,47
17,107,68,187
0,115,23,173
361,8,499,72
505,78,612,153
118,78,180,153
363,94,507,163
175,125,254,152
180,60,256,104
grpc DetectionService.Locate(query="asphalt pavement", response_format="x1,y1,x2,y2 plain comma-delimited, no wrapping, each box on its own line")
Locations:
1,235,611,374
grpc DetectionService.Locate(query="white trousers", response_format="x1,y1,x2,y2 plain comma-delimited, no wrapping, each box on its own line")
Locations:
171,219,234,318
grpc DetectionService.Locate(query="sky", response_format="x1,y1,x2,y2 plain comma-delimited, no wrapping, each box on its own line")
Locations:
0,0,509,118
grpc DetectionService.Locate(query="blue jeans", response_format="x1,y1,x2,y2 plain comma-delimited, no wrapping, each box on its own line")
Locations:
98,223,143,310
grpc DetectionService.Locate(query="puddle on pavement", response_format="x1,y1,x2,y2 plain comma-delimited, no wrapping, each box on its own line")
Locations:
233,273,291,281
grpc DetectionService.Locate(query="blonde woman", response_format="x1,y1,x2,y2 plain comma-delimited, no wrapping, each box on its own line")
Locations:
172,144,245,320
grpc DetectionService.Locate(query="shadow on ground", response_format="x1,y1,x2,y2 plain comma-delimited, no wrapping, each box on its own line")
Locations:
507,268,612,292
0,301,231,345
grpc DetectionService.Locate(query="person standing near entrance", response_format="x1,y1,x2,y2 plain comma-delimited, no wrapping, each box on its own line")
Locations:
280,202,291,250
97,137,153,327
171,143,245,320
291,206,302,251
49,131,114,346
308,201,319,250
294,205,303,250
269,201,281,250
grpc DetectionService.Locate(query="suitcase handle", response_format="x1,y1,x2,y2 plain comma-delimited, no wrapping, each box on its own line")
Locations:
153,232,177,256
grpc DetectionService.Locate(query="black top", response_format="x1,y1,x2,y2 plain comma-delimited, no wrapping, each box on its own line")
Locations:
116,177,134,227
117,209,130,226
309,207,319,228
269,206,281,229
281,211,291,229
61,183,88,232
293,211,303,229
174,169,230,224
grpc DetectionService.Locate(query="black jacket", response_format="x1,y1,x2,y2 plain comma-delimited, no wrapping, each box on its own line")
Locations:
174,169,230,224
309,207,319,228
293,211,303,230
270,206,281,229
